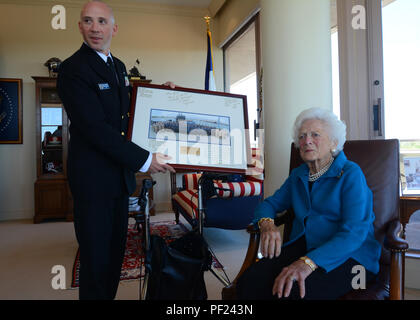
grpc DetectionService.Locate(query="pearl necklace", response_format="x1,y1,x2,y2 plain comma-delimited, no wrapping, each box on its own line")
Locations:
308,158,334,182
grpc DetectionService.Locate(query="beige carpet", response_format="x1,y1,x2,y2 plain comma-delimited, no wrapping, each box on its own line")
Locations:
1,213,420,300
0,212,249,300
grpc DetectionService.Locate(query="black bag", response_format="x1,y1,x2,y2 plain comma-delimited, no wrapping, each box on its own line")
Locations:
144,231,213,300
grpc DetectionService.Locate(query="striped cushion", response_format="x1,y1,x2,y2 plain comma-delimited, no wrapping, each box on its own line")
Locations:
183,173,202,190
214,181,262,198
172,189,199,219
181,173,263,198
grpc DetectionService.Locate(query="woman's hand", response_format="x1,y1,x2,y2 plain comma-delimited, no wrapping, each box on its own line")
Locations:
259,219,282,259
272,259,315,299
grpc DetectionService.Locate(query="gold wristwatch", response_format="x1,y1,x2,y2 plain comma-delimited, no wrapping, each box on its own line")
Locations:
299,256,317,271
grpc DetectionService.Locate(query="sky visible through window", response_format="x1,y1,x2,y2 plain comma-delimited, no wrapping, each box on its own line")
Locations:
331,31,340,119
383,0,420,141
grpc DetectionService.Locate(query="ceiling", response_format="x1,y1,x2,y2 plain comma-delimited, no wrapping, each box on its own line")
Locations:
130,0,212,7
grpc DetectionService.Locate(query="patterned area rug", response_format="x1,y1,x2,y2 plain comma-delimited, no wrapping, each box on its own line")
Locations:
71,220,188,288
71,219,223,288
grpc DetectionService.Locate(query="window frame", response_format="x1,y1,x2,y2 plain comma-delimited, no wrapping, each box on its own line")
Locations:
222,13,261,145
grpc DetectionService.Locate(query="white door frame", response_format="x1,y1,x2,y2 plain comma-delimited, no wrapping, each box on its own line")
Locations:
366,0,386,139
336,0,385,140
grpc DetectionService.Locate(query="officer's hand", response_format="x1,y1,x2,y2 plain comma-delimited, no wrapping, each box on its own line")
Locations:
162,81,176,89
149,153,175,174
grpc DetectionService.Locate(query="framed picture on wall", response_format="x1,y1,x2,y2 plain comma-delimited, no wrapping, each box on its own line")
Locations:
128,83,250,173
0,78,23,144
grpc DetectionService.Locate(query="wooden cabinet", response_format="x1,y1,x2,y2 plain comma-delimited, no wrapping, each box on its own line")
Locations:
32,77,73,223
34,179,72,223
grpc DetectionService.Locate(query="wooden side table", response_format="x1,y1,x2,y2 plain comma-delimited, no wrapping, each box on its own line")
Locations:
400,196,420,238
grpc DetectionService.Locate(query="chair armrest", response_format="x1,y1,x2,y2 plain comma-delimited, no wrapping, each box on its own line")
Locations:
247,210,292,234
384,219,408,300
246,223,258,233
241,210,292,273
224,210,293,300
227,224,261,284
384,219,409,252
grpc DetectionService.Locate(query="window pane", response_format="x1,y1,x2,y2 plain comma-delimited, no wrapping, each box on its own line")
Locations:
331,0,340,119
331,31,341,119
383,0,420,140
224,22,258,147
41,107,62,126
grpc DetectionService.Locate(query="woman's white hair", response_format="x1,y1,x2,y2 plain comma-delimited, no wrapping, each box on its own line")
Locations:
292,107,347,156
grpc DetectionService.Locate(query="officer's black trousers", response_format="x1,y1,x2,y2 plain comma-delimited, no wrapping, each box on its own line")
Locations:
73,194,129,300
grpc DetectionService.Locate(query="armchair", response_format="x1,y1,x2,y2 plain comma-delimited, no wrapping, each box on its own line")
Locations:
222,139,409,300
171,172,264,230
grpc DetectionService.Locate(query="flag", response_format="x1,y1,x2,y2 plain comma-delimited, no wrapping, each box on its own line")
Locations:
205,28,216,91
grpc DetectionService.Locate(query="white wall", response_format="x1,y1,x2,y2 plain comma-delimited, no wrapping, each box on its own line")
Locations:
261,0,332,195
0,0,223,220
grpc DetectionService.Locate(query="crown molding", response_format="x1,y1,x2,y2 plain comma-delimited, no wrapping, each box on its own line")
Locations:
208,0,225,17
0,0,210,18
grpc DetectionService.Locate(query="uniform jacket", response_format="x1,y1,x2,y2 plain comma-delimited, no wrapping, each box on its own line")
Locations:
57,43,149,198
254,151,381,274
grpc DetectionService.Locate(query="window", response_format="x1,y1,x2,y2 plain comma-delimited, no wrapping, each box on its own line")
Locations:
382,0,420,141
382,0,420,196
223,14,260,149
331,0,341,118
380,0,420,253
331,30,340,118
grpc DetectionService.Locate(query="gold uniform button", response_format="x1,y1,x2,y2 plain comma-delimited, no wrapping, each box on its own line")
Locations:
121,131,125,136
127,112,130,117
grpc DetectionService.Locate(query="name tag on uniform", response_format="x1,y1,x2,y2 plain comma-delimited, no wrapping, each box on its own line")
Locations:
98,83,110,90
125,76,130,87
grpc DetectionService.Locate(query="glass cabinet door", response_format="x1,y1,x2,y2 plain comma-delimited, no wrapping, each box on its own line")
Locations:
39,86,64,176
41,107,63,174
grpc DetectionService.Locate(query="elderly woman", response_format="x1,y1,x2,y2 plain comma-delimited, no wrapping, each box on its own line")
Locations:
236,107,381,300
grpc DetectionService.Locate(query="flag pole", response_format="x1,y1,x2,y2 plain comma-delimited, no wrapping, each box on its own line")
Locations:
204,16,211,32
204,16,216,91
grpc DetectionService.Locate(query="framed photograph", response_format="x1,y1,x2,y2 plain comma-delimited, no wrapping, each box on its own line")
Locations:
401,156,420,195
0,78,23,144
128,83,250,173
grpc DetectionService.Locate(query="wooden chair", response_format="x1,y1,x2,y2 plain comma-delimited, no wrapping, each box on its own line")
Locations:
222,139,409,300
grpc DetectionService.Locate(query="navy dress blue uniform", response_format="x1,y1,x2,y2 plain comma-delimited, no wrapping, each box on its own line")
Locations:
57,43,149,299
